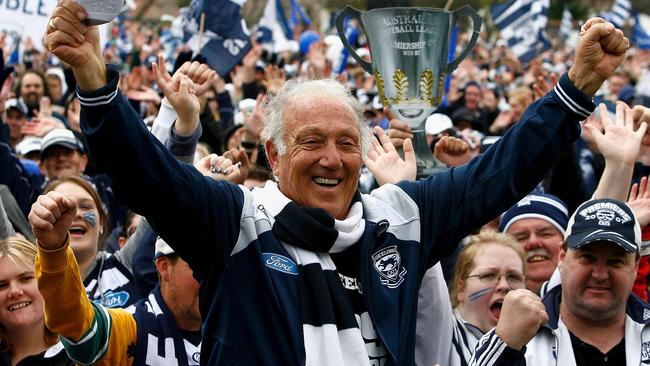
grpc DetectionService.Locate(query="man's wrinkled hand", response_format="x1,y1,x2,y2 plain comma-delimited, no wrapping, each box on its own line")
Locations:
568,18,629,96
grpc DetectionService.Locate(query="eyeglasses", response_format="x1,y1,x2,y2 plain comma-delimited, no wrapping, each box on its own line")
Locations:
466,271,525,286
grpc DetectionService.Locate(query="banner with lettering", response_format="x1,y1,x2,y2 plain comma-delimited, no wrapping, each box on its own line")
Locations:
0,0,57,51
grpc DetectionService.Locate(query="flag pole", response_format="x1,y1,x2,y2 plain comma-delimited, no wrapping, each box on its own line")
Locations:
444,0,454,11
198,12,206,49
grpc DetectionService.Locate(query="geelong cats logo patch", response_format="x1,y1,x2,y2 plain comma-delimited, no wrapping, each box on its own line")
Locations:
372,246,407,289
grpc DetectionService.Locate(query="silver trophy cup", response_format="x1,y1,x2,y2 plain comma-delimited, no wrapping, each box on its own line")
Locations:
336,6,481,178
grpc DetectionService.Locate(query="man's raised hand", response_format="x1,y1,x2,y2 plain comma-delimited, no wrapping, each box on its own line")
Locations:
569,18,629,96
44,0,105,90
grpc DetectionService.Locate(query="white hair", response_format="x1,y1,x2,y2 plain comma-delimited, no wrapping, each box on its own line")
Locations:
262,79,371,158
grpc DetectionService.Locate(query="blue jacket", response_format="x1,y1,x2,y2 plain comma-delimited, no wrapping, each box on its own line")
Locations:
78,64,594,365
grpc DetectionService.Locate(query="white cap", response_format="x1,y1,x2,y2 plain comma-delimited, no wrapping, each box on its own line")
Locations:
154,237,175,258
15,136,42,156
41,128,84,158
356,48,370,59
425,113,454,135
238,98,256,113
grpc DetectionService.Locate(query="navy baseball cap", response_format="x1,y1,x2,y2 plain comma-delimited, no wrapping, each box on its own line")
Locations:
565,199,641,253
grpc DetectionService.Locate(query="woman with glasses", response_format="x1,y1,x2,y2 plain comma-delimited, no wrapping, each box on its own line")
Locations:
451,231,527,334
417,231,526,366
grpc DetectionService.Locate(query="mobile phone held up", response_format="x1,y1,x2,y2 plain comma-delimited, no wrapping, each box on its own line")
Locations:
75,0,124,25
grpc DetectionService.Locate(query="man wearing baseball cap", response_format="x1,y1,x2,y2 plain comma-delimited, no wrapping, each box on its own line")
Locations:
4,98,28,148
473,198,650,366
39,128,87,180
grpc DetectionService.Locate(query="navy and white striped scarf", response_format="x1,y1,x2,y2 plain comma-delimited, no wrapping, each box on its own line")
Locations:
251,181,368,365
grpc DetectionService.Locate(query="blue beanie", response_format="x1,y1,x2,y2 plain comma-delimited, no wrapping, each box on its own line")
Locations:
299,30,320,55
499,193,569,235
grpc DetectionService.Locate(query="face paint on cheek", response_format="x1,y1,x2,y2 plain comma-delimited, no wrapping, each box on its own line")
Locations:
83,211,97,228
468,287,493,302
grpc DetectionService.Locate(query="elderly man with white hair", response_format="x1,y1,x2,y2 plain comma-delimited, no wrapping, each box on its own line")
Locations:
35,1,630,364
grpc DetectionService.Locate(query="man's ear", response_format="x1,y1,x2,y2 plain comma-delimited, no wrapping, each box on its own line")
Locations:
38,160,47,176
155,257,171,282
558,247,567,268
78,153,88,172
265,139,280,177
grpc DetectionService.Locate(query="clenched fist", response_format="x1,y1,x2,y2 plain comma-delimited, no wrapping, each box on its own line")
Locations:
495,289,548,350
29,191,78,250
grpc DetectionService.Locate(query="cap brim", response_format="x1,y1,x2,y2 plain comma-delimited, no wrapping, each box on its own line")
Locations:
41,142,82,157
566,230,638,253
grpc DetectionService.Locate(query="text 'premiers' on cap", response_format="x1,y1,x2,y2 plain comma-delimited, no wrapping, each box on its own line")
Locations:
565,199,642,253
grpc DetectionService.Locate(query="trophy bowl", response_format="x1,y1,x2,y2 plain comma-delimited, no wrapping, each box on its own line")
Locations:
336,5,482,178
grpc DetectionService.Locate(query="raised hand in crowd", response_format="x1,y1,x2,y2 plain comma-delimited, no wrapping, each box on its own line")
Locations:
387,118,413,149
628,175,650,227
632,105,650,165
364,126,416,186
532,74,559,101
0,73,12,113
21,97,65,137
568,17,629,96
591,102,647,201
243,93,265,143
172,56,217,96
229,65,245,101
580,109,602,152
152,55,202,136
488,110,515,135
434,136,472,167
28,190,77,249
194,148,248,184
126,85,161,104
262,64,286,95
494,289,548,351
242,42,262,84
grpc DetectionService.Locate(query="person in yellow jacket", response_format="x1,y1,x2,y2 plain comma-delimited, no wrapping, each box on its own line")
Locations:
29,188,202,365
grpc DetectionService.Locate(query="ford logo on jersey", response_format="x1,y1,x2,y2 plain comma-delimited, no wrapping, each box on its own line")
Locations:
102,291,130,308
262,253,298,275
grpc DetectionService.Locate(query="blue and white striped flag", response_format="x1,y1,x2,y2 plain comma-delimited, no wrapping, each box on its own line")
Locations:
560,7,573,41
257,0,294,52
600,0,632,29
289,0,311,30
491,0,551,64
181,0,251,76
334,17,359,74
633,13,650,50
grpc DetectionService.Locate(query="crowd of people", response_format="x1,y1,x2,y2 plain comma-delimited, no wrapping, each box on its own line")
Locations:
2,0,650,364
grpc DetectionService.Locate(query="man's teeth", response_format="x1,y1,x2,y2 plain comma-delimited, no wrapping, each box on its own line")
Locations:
528,255,549,262
314,177,339,185
8,302,31,311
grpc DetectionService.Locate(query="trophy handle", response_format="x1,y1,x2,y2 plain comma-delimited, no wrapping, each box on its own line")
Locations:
335,6,372,74
446,5,482,73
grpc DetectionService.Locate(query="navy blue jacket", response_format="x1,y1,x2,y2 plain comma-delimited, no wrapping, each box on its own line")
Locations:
78,64,594,365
